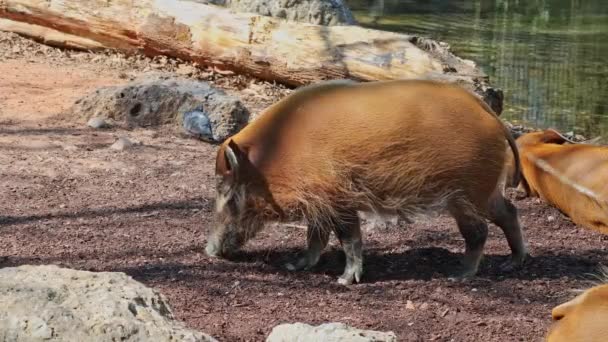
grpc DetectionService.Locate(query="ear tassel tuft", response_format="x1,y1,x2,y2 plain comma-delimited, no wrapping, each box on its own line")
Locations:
224,139,240,173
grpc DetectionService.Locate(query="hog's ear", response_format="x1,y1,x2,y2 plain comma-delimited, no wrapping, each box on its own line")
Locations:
224,139,250,182
225,140,240,174
542,129,577,145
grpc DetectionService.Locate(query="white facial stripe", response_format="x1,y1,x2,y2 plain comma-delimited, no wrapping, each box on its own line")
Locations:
216,193,230,213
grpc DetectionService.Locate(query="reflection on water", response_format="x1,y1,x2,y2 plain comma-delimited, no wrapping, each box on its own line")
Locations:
347,0,608,137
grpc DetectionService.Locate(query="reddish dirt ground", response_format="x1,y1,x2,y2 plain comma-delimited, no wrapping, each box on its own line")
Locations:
1,32,607,342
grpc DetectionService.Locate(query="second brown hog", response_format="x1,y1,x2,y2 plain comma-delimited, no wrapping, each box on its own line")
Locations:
508,129,608,234
206,79,528,285
546,266,608,341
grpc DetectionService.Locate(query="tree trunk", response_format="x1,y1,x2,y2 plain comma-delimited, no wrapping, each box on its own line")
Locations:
0,0,503,114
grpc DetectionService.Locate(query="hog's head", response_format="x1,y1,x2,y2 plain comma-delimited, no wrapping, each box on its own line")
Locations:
205,139,281,258
547,279,608,341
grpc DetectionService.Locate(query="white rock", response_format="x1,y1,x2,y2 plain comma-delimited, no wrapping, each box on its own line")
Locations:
0,265,217,342
87,116,110,129
266,322,396,342
110,136,137,151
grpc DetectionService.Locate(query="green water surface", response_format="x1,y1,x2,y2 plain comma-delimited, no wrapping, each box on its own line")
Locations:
347,0,608,137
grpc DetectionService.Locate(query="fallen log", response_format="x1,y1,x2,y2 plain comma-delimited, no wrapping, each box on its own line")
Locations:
0,18,107,51
0,0,503,114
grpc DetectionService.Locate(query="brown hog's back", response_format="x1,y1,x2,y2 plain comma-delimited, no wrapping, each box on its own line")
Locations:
521,144,608,234
230,80,509,215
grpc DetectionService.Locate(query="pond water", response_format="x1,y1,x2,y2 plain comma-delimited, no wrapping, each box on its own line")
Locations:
346,0,608,137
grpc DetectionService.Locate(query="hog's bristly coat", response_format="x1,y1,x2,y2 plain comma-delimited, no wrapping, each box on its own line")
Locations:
206,79,527,285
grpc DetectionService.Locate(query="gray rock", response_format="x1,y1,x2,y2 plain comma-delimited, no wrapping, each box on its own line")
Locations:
197,0,357,26
0,265,217,342
183,109,213,142
72,73,249,143
266,322,397,342
87,116,110,129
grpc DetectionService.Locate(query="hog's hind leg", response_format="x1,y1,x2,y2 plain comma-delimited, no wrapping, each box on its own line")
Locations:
334,212,364,285
285,224,330,271
488,193,528,272
448,202,488,280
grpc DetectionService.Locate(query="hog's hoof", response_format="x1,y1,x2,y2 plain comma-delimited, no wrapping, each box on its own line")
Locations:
285,262,306,272
337,264,363,286
337,276,354,285
205,243,221,258
447,275,471,283
285,255,316,272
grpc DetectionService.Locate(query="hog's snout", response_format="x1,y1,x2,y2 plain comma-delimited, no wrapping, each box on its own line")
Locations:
205,225,229,258
205,237,222,258
205,222,247,258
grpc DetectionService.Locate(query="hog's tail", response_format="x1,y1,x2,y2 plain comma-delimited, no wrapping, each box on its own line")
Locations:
474,95,522,188
503,126,522,187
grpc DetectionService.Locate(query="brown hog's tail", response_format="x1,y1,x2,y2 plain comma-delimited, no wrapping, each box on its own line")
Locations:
474,95,521,188
503,127,522,187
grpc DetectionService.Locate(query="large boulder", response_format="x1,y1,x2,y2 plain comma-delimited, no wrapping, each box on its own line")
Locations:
198,0,357,26
71,73,249,143
0,265,217,342
266,322,397,342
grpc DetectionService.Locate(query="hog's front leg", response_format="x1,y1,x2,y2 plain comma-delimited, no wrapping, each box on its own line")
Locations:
285,224,329,271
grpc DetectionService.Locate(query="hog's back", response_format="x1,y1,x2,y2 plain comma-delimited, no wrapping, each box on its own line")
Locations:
233,80,507,205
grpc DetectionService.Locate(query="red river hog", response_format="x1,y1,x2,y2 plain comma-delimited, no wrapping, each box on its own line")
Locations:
512,129,608,234
205,79,527,285
546,267,608,342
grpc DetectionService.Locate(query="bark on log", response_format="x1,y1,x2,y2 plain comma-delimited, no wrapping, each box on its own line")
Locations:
0,0,503,114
